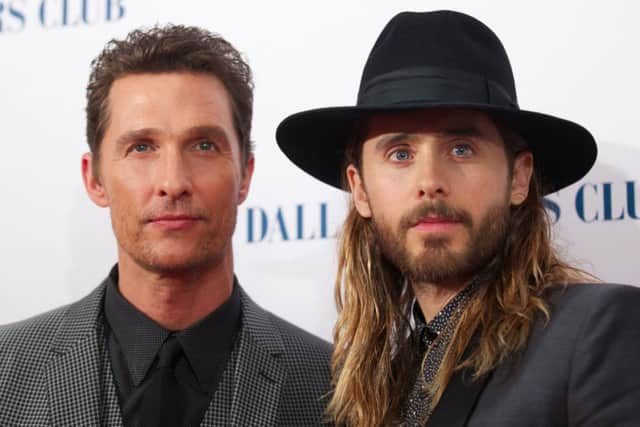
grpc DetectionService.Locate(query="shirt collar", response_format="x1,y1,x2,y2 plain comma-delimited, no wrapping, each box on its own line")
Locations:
104,265,242,389
413,279,480,343
176,283,241,389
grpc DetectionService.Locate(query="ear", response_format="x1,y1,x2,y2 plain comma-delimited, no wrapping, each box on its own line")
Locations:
237,155,255,204
346,164,372,218
82,153,109,208
510,151,534,206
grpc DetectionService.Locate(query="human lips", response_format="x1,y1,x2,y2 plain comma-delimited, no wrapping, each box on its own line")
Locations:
411,215,461,232
148,213,202,230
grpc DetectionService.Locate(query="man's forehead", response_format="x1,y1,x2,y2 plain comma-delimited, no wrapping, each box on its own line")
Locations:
108,71,232,109
363,108,500,141
103,72,238,143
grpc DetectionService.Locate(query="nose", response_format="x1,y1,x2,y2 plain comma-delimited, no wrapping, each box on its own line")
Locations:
415,147,450,200
155,147,193,200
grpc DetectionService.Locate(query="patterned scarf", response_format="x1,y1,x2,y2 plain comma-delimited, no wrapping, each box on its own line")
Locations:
402,280,479,426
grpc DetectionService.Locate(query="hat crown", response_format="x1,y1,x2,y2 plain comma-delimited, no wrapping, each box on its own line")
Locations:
358,11,518,108
275,10,597,195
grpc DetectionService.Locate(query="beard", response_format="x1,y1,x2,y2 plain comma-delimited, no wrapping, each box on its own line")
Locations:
372,200,509,285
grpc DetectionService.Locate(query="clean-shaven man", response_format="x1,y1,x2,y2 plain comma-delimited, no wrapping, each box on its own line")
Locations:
0,25,331,426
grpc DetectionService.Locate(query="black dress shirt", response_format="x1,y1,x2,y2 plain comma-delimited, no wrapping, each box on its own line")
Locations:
103,266,241,427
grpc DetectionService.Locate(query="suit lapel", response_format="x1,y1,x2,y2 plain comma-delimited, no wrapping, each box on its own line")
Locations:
427,332,492,427
227,287,286,427
46,283,112,426
427,367,492,427
101,341,125,426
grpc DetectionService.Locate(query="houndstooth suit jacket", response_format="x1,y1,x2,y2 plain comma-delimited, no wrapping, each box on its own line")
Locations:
0,278,333,426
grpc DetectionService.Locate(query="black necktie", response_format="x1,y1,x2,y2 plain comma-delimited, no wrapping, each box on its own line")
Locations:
139,335,189,427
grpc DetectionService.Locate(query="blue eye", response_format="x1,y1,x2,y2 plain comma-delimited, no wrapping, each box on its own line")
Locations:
390,149,412,161
133,143,151,153
196,140,215,151
451,144,473,157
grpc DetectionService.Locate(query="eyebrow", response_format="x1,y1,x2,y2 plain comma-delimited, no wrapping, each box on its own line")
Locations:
373,125,487,152
114,125,232,148
183,125,231,147
374,133,414,152
115,128,162,148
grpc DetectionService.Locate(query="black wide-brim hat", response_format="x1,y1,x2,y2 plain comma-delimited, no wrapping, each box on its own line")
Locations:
276,10,597,194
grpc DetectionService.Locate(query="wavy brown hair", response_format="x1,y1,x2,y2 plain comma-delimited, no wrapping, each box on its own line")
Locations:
327,120,595,426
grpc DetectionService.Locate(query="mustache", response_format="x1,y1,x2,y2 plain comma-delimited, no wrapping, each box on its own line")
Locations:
141,200,209,222
399,201,472,230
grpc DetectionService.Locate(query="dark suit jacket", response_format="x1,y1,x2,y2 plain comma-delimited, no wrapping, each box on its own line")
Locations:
0,278,332,426
428,283,640,427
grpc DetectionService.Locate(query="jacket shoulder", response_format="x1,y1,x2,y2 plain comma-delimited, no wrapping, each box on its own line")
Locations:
0,283,105,375
237,285,333,361
0,304,72,423
268,311,333,357
469,283,640,426
546,282,640,321
238,288,333,424
547,283,640,425
0,304,71,353
538,282,640,354
261,310,333,425
548,281,640,302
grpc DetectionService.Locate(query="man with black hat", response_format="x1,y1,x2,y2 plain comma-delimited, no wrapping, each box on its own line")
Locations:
277,10,640,426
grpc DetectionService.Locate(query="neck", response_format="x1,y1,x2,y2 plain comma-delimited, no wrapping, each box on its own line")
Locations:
116,250,235,331
413,279,470,322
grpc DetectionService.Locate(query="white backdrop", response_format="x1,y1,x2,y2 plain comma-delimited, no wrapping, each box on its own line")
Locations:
1,0,638,341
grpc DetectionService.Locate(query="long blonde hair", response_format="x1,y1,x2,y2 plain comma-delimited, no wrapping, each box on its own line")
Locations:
327,129,594,426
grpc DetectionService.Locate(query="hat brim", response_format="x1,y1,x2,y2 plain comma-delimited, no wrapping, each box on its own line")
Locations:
276,103,597,194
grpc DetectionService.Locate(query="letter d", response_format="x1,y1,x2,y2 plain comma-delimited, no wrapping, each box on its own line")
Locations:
106,0,125,21
247,207,268,243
